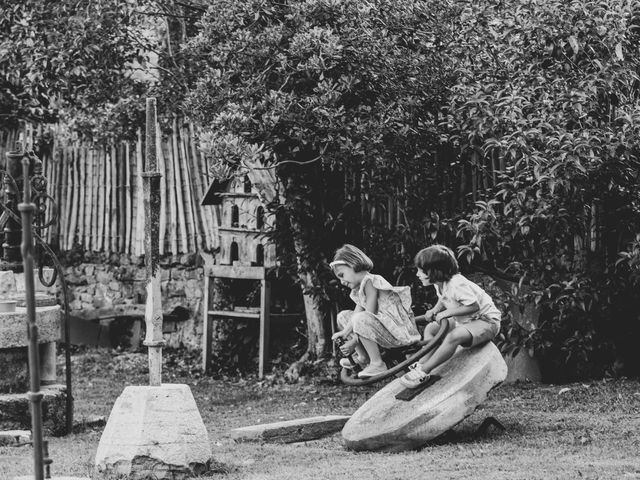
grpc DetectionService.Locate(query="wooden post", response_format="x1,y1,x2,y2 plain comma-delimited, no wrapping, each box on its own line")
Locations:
111,144,118,252
77,146,86,247
156,124,167,255
124,142,132,254
97,148,106,251
92,145,100,251
259,278,271,379
85,147,94,249
134,131,145,255
201,275,213,374
171,117,188,252
165,128,177,254
179,125,198,251
143,98,164,387
118,143,126,252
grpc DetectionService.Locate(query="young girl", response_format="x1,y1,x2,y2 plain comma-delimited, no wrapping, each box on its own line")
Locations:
400,244,501,388
330,244,420,378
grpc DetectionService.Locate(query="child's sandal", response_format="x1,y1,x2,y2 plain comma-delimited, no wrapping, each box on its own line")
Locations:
400,367,431,389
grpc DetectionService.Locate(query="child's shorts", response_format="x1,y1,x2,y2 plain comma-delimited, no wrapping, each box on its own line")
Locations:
454,314,500,347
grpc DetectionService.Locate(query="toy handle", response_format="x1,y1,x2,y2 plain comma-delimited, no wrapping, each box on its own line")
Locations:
335,337,357,367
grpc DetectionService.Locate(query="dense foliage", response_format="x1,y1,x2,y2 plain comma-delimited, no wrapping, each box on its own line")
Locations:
4,0,640,379
449,0,640,379
183,0,461,361
0,0,161,139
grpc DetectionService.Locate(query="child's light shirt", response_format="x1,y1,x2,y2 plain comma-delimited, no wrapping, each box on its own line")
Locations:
349,272,420,344
434,274,501,323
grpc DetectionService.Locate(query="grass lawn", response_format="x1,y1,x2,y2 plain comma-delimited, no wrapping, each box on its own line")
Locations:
1,348,640,480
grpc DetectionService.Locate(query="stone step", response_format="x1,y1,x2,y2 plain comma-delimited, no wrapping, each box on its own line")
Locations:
0,384,68,436
0,429,30,446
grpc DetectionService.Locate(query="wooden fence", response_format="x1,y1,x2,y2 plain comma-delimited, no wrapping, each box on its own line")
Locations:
1,121,219,255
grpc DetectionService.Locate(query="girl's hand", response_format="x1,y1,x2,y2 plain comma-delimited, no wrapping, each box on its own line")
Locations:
339,337,357,356
425,309,437,322
331,330,346,341
435,311,448,322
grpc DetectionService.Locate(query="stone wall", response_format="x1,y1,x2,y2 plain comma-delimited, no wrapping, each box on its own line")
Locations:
59,252,205,350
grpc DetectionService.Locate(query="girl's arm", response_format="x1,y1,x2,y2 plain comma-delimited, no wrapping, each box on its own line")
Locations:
332,321,353,339
330,303,364,340
363,279,378,315
416,298,444,323
436,302,480,321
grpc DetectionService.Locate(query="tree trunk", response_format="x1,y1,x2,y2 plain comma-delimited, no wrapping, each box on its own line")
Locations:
284,206,330,382
299,270,327,357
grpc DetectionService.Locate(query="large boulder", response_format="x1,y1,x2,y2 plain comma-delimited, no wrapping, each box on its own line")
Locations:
342,341,507,452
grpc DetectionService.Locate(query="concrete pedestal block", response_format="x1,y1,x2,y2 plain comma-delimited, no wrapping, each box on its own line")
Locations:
0,384,68,436
95,384,213,479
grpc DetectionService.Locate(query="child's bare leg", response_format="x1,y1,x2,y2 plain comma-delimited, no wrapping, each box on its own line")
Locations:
422,321,440,342
418,327,472,374
354,341,369,364
359,336,385,368
416,322,442,366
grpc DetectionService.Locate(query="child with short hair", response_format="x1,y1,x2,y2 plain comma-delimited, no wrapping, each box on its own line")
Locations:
401,244,501,388
330,244,420,378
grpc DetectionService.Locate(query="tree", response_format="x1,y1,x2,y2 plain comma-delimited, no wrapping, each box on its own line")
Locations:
0,0,158,138
448,0,640,379
184,0,459,374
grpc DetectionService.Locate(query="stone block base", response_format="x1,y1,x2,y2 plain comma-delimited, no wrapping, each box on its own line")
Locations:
94,384,213,480
0,384,68,436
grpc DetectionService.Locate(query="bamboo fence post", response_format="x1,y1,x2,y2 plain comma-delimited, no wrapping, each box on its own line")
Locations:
184,124,205,249
67,146,80,249
111,144,118,252
125,142,132,254
135,133,145,255
105,146,112,251
92,144,100,251
187,123,212,249
178,123,197,251
43,146,53,244
171,117,188,253
48,144,58,245
77,145,86,248
164,124,177,254
84,147,94,249
60,146,72,250
156,124,167,255
118,143,126,252
130,130,142,255
97,147,106,251
52,143,62,249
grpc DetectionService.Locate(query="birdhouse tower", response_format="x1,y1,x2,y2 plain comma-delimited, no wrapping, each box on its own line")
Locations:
201,174,276,267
